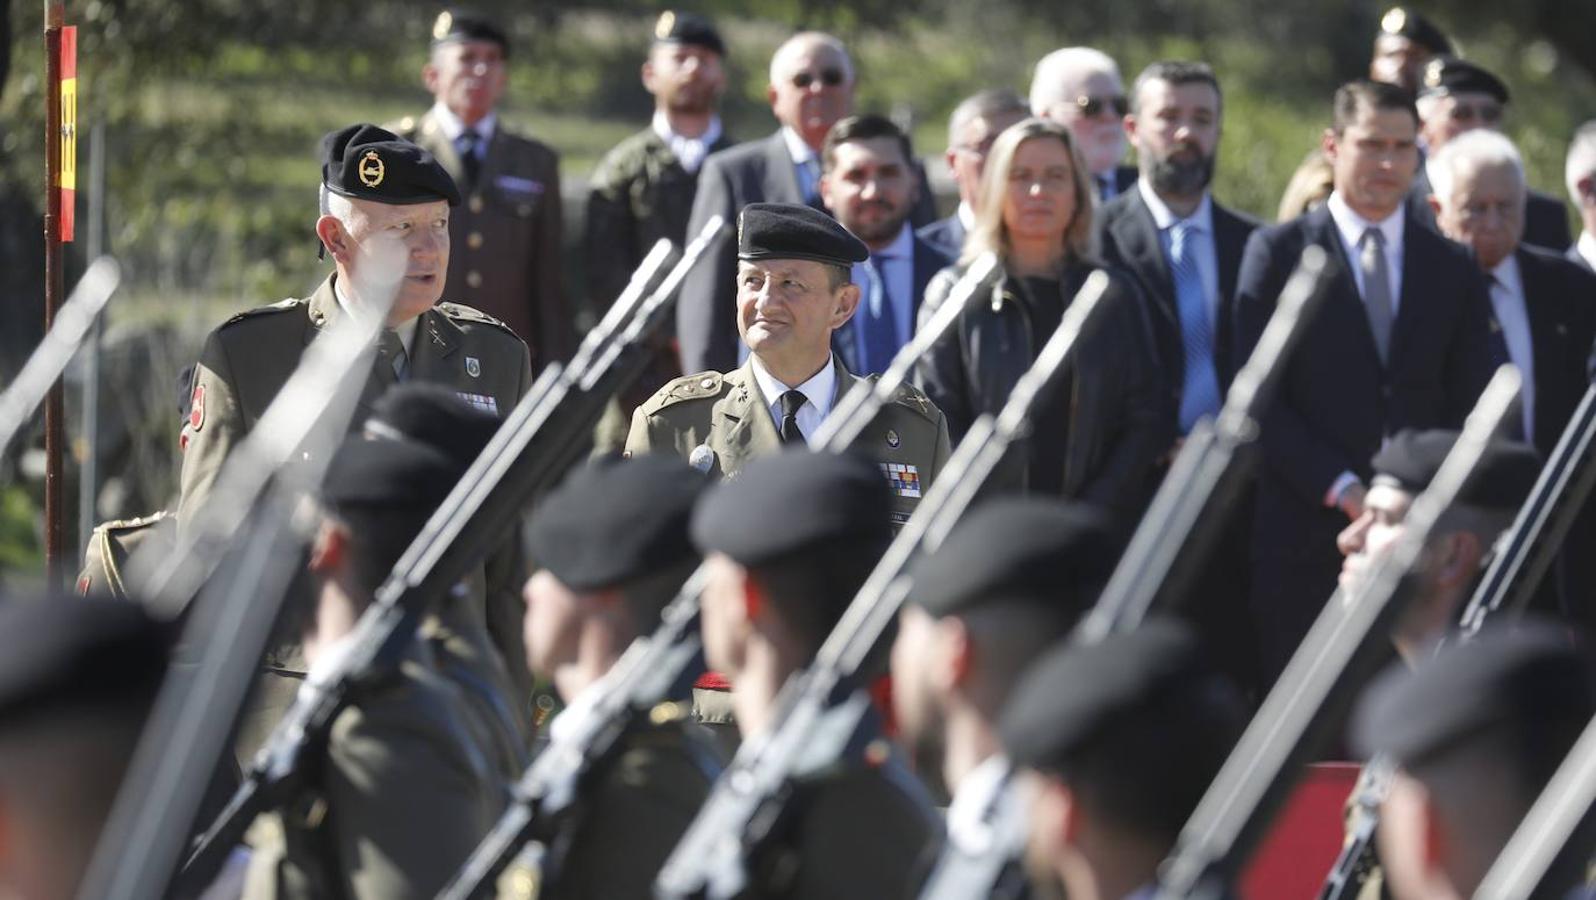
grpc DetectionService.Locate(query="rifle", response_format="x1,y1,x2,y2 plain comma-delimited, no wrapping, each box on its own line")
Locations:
158,229,703,899
653,271,1113,900
917,246,1334,900
1318,382,1596,900
0,257,120,460
435,252,1005,900
1473,711,1596,900
1151,365,1523,900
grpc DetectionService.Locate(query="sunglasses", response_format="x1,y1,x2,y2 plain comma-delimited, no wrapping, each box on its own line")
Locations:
1074,94,1129,118
791,68,847,89
1447,101,1504,125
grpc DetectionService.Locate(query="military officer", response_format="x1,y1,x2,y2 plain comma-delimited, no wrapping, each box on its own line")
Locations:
688,451,942,900
624,202,952,526
393,9,570,366
75,509,175,599
175,123,533,759
519,453,723,898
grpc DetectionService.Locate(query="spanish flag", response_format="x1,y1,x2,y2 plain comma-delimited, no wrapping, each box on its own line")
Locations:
59,25,76,243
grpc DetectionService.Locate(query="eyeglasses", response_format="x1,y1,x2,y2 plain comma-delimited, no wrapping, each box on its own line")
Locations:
1073,94,1129,119
791,68,847,89
1446,101,1504,125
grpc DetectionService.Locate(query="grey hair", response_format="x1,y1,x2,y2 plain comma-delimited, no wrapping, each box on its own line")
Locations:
1029,46,1122,117
768,31,854,86
1427,128,1524,203
946,88,1028,149
1566,120,1596,205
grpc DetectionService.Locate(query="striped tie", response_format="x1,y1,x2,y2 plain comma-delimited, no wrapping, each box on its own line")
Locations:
1170,220,1221,432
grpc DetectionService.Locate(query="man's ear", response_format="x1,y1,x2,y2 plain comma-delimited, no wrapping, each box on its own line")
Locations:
1427,194,1443,219
1321,128,1339,164
422,61,440,95
308,520,348,575
938,616,974,692
1433,531,1484,590
315,216,351,264
1122,112,1140,144
640,59,658,94
766,83,779,109
831,282,861,328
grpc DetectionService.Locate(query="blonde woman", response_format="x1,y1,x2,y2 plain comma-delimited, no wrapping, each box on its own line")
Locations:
913,117,1170,520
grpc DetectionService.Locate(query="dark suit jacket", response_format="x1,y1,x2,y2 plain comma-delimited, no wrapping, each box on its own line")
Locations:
1407,169,1573,252
1095,189,1260,409
1510,244,1596,455
1233,205,1504,665
917,214,966,262
833,234,952,374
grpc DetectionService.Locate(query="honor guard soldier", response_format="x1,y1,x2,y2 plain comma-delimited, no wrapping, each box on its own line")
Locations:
242,436,499,900
1000,621,1245,900
175,123,533,759
1369,7,1452,97
624,201,952,526
517,453,724,899
1352,623,1596,900
690,451,942,900
393,9,570,366
75,509,175,599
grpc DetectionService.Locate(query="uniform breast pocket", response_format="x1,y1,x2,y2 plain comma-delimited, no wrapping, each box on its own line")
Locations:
489,175,546,219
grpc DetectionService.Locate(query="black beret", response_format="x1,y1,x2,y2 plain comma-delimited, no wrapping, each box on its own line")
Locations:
1000,620,1224,773
1379,7,1453,55
652,10,726,58
1352,620,1594,768
737,202,869,268
1420,56,1510,105
690,451,890,567
909,498,1115,619
322,435,464,517
431,8,509,53
322,124,461,207
366,382,500,470
0,594,170,726
529,454,709,592
1370,429,1540,512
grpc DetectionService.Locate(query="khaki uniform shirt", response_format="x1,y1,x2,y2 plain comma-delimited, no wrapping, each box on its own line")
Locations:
623,357,952,525
395,109,570,367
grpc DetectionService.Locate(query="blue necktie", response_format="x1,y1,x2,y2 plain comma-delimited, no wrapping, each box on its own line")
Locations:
1170,220,1220,432
860,254,900,374
458,129,482,189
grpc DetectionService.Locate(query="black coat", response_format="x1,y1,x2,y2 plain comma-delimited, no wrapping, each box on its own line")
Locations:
831,234,951,375
1508,244,1596,456
912,259,1172,522
1233,205,1504,676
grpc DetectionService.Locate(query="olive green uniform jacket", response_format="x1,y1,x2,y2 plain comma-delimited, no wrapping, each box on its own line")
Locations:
242,644,499,900
395,109,570,367
622,356,953,526
175,274,534,755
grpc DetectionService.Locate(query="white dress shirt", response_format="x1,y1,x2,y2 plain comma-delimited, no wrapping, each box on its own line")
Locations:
945,754,1014,847
1489,253,1537,443
749,353,837,445
429,101,497,150
334,280,417,354
652,110,723,175
849,224,917,358
1578,231,1596,273
1326,192,1405,315
1139,179,1220,323
781,126,821,202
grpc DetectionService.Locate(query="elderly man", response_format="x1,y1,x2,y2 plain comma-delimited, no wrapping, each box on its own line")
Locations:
1233,80,1502,685
1369,7,1453,97
819,114,952,375
918,88,1028,260
1567,120,1596,273
1030,46,1136,201
177,124,533,757
393,9,569,366
1407,56,1572,252
1427,130,1596,456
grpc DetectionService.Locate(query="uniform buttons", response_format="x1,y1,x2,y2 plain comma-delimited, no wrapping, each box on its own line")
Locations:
468,231,484,249
469,196,484,214
466,271,483,288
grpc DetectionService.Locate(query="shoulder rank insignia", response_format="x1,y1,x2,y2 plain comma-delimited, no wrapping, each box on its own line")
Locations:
880,462,922,498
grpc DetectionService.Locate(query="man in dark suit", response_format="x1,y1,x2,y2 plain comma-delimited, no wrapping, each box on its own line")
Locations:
1567,120,1596,273
1095,60,1262,697
1030,46,1137,203
1407,57,1572,253
818,115,952,375
1233,80,1503,684
918,88,1028,261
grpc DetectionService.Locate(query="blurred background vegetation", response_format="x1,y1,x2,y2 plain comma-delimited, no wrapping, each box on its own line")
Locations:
0,0,1593,580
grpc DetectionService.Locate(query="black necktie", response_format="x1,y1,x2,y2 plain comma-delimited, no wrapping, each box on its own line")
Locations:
458,129,482,190
779,389,806,444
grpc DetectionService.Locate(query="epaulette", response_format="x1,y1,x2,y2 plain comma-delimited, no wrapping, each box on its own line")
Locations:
218,297,305,328
436,301,520,338
640,370,729,414
648,699,692,726
392,115,417,134
881,379,940,423
93,509,173,535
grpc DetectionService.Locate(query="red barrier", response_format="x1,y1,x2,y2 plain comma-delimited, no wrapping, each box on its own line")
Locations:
1241,762,1362,899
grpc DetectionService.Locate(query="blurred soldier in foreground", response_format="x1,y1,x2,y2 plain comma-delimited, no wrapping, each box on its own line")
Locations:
0,594,169,900
1368,7,1452,97
1000,621,1244,900
1568,120,1596,273
1030,47,1135,202
243,437,498,900
176,123,532,758
1337,429,1540,662
691,451,941,899
1352,623,1596,900
394,9,569,363
519,453,723,897
891,498,1112,824
919,88,1029,260
1409,57,1571,252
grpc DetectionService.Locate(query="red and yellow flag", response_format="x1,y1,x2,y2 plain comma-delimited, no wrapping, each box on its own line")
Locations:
59,25,77,243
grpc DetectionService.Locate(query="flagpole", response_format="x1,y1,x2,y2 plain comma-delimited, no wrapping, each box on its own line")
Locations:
43,0,65,589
